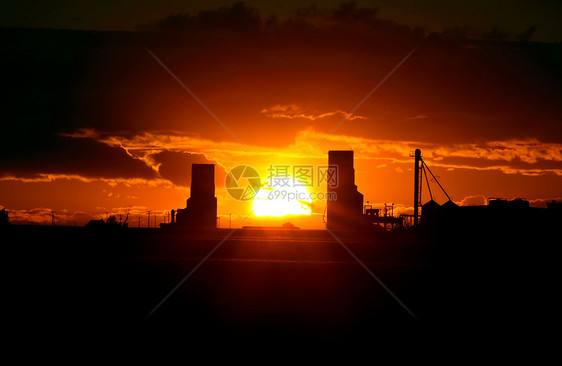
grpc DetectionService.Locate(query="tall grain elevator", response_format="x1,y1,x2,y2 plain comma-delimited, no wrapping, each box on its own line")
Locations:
175,164,217,228
326,151,364,231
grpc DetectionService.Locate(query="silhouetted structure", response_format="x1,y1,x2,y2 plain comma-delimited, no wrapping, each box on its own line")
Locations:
85,219,105,228
407,148,562,232
418,195,562,235
421,199,441,227
325,151,404,231
363,204,403,229
326,151,364,231
413,148,422,226
0,209,9,226
175,164,217,229
547,199,562,213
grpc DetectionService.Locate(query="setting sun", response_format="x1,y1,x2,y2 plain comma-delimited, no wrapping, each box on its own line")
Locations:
252,183,312,217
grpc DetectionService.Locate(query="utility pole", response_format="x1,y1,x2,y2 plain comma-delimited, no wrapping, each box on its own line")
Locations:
138,216,141,228
147,211,151,228
51,211,56,227
413,149,421,226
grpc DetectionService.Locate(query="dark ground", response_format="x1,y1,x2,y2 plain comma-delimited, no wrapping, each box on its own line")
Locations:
1,223,559,347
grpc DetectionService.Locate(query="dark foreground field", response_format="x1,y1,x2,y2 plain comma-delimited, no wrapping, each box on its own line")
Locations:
1,224,558,345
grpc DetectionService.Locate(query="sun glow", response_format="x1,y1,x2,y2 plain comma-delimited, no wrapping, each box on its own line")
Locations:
252,183,312,217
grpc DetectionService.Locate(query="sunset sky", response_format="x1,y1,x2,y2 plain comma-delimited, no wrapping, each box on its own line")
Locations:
1,1,561,228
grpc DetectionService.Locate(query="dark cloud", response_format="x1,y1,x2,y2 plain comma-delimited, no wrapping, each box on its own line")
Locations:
332,1,379,23
0,135,157,180
137,2,261,34
482,26,509,41
151,150,226,187
1,1,561,177
432,155,562,176
137,1,424,46
1,1,560,42
516,25,536,42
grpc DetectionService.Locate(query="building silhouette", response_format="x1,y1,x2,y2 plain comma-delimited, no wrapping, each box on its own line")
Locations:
175,164,217,228
0,209,9,226
326,151,365,231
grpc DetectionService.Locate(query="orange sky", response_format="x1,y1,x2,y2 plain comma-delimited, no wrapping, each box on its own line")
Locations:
1,2,561,228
